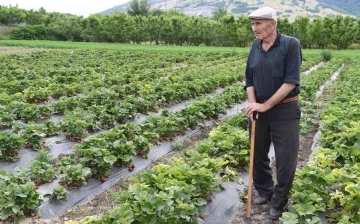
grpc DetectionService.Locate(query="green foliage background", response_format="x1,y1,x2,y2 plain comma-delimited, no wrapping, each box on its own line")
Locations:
0,4,359,48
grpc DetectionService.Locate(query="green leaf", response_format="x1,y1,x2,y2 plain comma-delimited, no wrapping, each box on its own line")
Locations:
12,205,21,213
195,198,207,206
293,204,316,216
282,212,298,224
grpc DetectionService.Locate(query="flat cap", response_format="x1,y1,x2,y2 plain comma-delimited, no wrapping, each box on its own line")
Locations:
248,7,277,21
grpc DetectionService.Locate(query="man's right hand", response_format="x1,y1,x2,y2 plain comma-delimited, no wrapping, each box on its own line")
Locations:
244,110,259,122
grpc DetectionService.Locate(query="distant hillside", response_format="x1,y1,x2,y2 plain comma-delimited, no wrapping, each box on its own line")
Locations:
100,0,359,20
318,0,360,17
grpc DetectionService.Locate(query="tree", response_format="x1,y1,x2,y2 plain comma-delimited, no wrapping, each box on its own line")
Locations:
150,9,165,16
331,16,357,49
292,16,311,48
309,18,329,49
127,0,150,16
277,18,293,36
212,7,228,21
101,13,131,43
237,16,253,47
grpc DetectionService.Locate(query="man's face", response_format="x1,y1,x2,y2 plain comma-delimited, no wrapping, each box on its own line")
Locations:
251,19,276,40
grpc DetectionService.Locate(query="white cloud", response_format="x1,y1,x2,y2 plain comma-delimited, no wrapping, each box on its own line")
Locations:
0,0,130,17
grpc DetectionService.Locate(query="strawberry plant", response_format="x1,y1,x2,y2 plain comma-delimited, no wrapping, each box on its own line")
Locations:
7,101,29,120
50,186,68,201
23,87,50,103
0,168,42,222
177,104,206,130
285,60,360,224
61,164,91,188
88,105,116,129
111,102,137,123
61,118,89,141
104,151,225,224
110,139,136,167
141,130,160,144
0,110,13,129
226,115,248,130
105,123,138,141
42,121,60,137
75,147,116,179
0,132,24,161
56,154,77,170
11,167,31,184
0,180,42,223
81,136,109,149
38,104,53,119
19,104,42,122
29,150,57,185
132,135,151,157
194,123,250,168
22,123,46,150
52,97,70,114
0,92,13,105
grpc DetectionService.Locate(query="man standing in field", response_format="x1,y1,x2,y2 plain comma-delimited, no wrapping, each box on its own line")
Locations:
243,7,302,220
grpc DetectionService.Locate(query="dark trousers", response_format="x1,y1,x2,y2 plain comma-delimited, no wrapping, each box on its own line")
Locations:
249,101,301,210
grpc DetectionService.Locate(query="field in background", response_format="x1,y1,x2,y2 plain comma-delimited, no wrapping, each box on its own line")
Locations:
0,40,248,53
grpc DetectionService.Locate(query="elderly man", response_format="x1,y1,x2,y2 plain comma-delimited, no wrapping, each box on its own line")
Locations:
243,7,302,220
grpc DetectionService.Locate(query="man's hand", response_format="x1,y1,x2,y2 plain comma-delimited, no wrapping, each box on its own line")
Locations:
244,103,269,121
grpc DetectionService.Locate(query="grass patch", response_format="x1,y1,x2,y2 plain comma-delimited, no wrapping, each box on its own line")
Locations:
0,40,357,58
0,40,249,53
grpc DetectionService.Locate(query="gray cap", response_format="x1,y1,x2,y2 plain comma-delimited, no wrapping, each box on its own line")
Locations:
248,7,277,21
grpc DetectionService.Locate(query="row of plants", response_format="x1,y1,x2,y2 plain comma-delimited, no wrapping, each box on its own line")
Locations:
0,81,248,223
65,112,253,224
0,149,70,222
64,55,353,222
0,79,245,163
300,57,343,102
0,50,247,96
58,63,245,140
0,50,322,132
0,120,61,161
0,65,245,153
1,56,245,134
283,58,360,224
300,54,323,72
0,50,326,222
299,57,344,134
0,49,331,222
67,151,226,224
67,82,247,182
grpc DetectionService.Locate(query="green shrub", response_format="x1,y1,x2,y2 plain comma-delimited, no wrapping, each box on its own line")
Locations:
321,50,332,62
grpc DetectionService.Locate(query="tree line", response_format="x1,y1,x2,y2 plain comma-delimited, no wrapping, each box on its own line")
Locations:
1,5,359,49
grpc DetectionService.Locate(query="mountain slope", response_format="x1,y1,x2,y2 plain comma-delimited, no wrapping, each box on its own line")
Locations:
319,0,360,17
100,0,359,20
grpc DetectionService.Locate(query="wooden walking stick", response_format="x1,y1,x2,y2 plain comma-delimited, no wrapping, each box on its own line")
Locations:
246,113,256,218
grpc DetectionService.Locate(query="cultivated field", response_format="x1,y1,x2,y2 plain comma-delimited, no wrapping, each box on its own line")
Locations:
0,42,359,224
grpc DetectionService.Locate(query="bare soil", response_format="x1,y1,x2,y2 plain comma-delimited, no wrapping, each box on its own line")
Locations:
0,47,52,55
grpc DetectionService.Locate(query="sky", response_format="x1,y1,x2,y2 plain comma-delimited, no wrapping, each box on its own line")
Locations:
0,0,130,17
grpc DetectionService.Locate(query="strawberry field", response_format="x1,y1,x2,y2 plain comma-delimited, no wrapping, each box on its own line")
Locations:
0,45,358,224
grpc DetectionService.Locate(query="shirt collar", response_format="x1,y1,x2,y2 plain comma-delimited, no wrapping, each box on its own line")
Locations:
258,32,281,48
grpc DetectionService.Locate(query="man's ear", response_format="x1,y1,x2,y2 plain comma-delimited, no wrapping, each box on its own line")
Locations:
272,20,277,29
